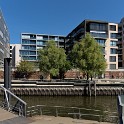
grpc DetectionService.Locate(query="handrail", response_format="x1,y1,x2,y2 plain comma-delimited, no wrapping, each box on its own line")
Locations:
117,95,124,124
27,105,117,114
0,85,27,117
0,85,26,105
26,104,118,123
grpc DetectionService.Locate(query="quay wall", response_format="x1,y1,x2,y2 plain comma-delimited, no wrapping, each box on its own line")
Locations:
1,80,124,96
1,87,124,96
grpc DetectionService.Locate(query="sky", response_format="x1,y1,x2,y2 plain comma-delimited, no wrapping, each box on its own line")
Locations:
1,0,124,44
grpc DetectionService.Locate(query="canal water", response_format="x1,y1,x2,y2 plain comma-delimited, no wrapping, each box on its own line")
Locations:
19,96,118,122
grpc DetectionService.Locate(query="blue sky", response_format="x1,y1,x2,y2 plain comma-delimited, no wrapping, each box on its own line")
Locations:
1,0,124,44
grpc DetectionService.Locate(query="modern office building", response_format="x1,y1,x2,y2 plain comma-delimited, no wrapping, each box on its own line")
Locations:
0,9,10,66
20,33,65,62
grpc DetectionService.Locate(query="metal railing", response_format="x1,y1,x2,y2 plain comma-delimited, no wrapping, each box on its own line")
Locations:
0,85,27,117
117,95,124,124
27,105,118,123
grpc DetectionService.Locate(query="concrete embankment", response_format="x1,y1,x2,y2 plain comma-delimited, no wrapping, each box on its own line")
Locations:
0,79,124,96
0,87,122,96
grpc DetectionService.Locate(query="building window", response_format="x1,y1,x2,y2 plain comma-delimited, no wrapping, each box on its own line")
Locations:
49,36,55,40
43,36,48,40
96,39,105,46
55,37,58,41
118,56,122,61
10,46,12,49
118,49,122,54
110,25,116,31
110,48,116,54
22,45,29,50
22,34,30,39
30,34,36,39
109,56,116,62
22,39,36,44
90,32,107,38
90,23,107,31
102,48,105,54
110,64,116,69
0,30,3,38
111,33,117,39
22,39,30,44
29,56,36,60
37,35,43,40
22,56,28,60
118,27,122,32
110,41,117,46
37,47,43,50
118,62,122,67
37,40,46,46
21,51,29,55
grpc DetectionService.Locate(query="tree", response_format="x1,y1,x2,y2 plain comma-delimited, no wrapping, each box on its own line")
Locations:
69,33,107,80
38,41,67,79
59,60,71,79
15,61,34,78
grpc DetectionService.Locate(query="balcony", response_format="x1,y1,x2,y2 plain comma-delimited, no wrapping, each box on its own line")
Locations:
90,32,107,39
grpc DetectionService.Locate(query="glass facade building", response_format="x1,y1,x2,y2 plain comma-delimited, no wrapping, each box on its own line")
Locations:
20,33,65,61
0,9,10,66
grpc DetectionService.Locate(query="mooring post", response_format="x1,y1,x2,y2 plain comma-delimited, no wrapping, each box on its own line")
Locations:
4,58,11,107
94,81,96,96
4,58,11,90
88,81,91,96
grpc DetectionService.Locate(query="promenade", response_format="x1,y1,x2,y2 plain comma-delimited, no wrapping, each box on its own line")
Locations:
0,107,114,124
30,115,113,124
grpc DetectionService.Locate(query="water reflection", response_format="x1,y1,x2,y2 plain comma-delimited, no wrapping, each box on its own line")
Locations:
19,96,118,122
19,96,117,111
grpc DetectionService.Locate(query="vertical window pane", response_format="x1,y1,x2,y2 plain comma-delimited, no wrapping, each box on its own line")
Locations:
110,64,116,69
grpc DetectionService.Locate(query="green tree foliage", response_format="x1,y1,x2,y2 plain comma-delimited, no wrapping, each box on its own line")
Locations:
59,60,71,79
38,41,67,79
69,33,107,80
15,61,34,78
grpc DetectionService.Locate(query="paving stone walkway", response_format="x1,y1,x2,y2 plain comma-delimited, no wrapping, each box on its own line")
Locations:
0,108,115,124
30,115,114,124
0,108,33,124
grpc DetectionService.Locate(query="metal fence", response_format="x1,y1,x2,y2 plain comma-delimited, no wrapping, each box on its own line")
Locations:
27,105,118,123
